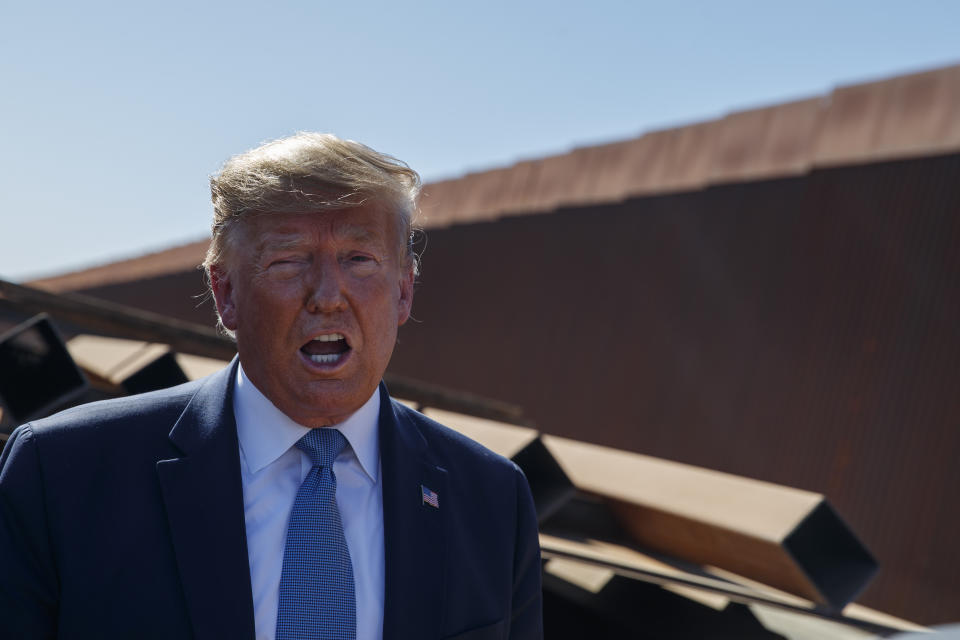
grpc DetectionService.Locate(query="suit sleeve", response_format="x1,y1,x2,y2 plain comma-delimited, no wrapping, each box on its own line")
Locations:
0,425,59,639
509,465,543,639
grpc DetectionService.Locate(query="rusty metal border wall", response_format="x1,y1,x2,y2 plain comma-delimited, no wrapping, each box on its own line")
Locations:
388,151,960,623
22,151,960,623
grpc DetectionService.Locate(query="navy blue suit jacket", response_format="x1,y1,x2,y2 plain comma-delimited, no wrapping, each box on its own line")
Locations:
0,362,542,639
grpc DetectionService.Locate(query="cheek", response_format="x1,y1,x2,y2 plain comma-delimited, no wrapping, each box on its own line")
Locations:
240,287,306,336
250,277,305,305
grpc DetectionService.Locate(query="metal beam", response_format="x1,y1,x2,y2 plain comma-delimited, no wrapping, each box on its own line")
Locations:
0,279,528,425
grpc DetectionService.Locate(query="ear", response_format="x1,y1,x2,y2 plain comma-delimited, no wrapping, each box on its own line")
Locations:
396,262,415,326
209,264,239,331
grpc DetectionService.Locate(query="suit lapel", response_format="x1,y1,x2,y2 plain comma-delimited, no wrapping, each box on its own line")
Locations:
379,384,448,640
156,361,256,640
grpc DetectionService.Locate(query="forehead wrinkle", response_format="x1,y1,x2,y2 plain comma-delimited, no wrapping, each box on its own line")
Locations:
337,224,379,245
240,208,395,263
248,223,386,262
328,214,393,253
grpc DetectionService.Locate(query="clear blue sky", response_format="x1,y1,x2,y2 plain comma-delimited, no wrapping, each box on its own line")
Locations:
2,1,958,281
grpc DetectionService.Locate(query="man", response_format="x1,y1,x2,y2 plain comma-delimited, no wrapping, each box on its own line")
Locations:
0,133,543,639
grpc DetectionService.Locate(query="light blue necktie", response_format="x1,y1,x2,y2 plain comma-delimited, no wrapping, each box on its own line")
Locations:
276,428,356,640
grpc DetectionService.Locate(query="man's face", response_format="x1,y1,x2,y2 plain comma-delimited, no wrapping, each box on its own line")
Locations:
210,204,414,427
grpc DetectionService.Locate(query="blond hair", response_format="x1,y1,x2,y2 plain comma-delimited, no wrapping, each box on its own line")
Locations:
204,132,421,275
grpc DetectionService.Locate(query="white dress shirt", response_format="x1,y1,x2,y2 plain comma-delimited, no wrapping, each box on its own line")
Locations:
233,364,385,640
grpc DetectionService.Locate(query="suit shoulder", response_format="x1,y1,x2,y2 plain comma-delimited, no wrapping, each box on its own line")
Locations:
22,378,205,444
391,400,521,475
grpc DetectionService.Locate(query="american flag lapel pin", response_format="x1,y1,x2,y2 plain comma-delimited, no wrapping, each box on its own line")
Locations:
421,484,439,509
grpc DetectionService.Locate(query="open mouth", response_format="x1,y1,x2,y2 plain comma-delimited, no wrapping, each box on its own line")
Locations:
300,333,351,364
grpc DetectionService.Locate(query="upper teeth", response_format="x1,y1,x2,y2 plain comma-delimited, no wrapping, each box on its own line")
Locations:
313,333,344,342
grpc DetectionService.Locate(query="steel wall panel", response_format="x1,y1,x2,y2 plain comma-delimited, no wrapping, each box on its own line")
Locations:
388,152,960,623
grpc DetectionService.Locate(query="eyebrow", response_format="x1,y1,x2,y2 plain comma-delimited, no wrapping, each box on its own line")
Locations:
338,225,380,245
255,234,308,258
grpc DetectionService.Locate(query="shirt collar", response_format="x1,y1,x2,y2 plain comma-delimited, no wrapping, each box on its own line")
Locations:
233,363,380,483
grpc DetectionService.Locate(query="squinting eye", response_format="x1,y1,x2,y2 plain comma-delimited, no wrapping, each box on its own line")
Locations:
349,255,373,263
266,257,306,271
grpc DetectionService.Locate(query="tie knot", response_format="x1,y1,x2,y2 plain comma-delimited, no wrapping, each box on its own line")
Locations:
295,428,348,468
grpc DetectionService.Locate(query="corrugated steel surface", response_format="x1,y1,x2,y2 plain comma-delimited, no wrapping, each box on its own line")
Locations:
28,239,211,295
418,64,960,227
27,63,960,294
385,152,960,624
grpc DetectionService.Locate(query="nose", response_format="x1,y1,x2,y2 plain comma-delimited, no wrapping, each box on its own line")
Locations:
305,258,348,313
